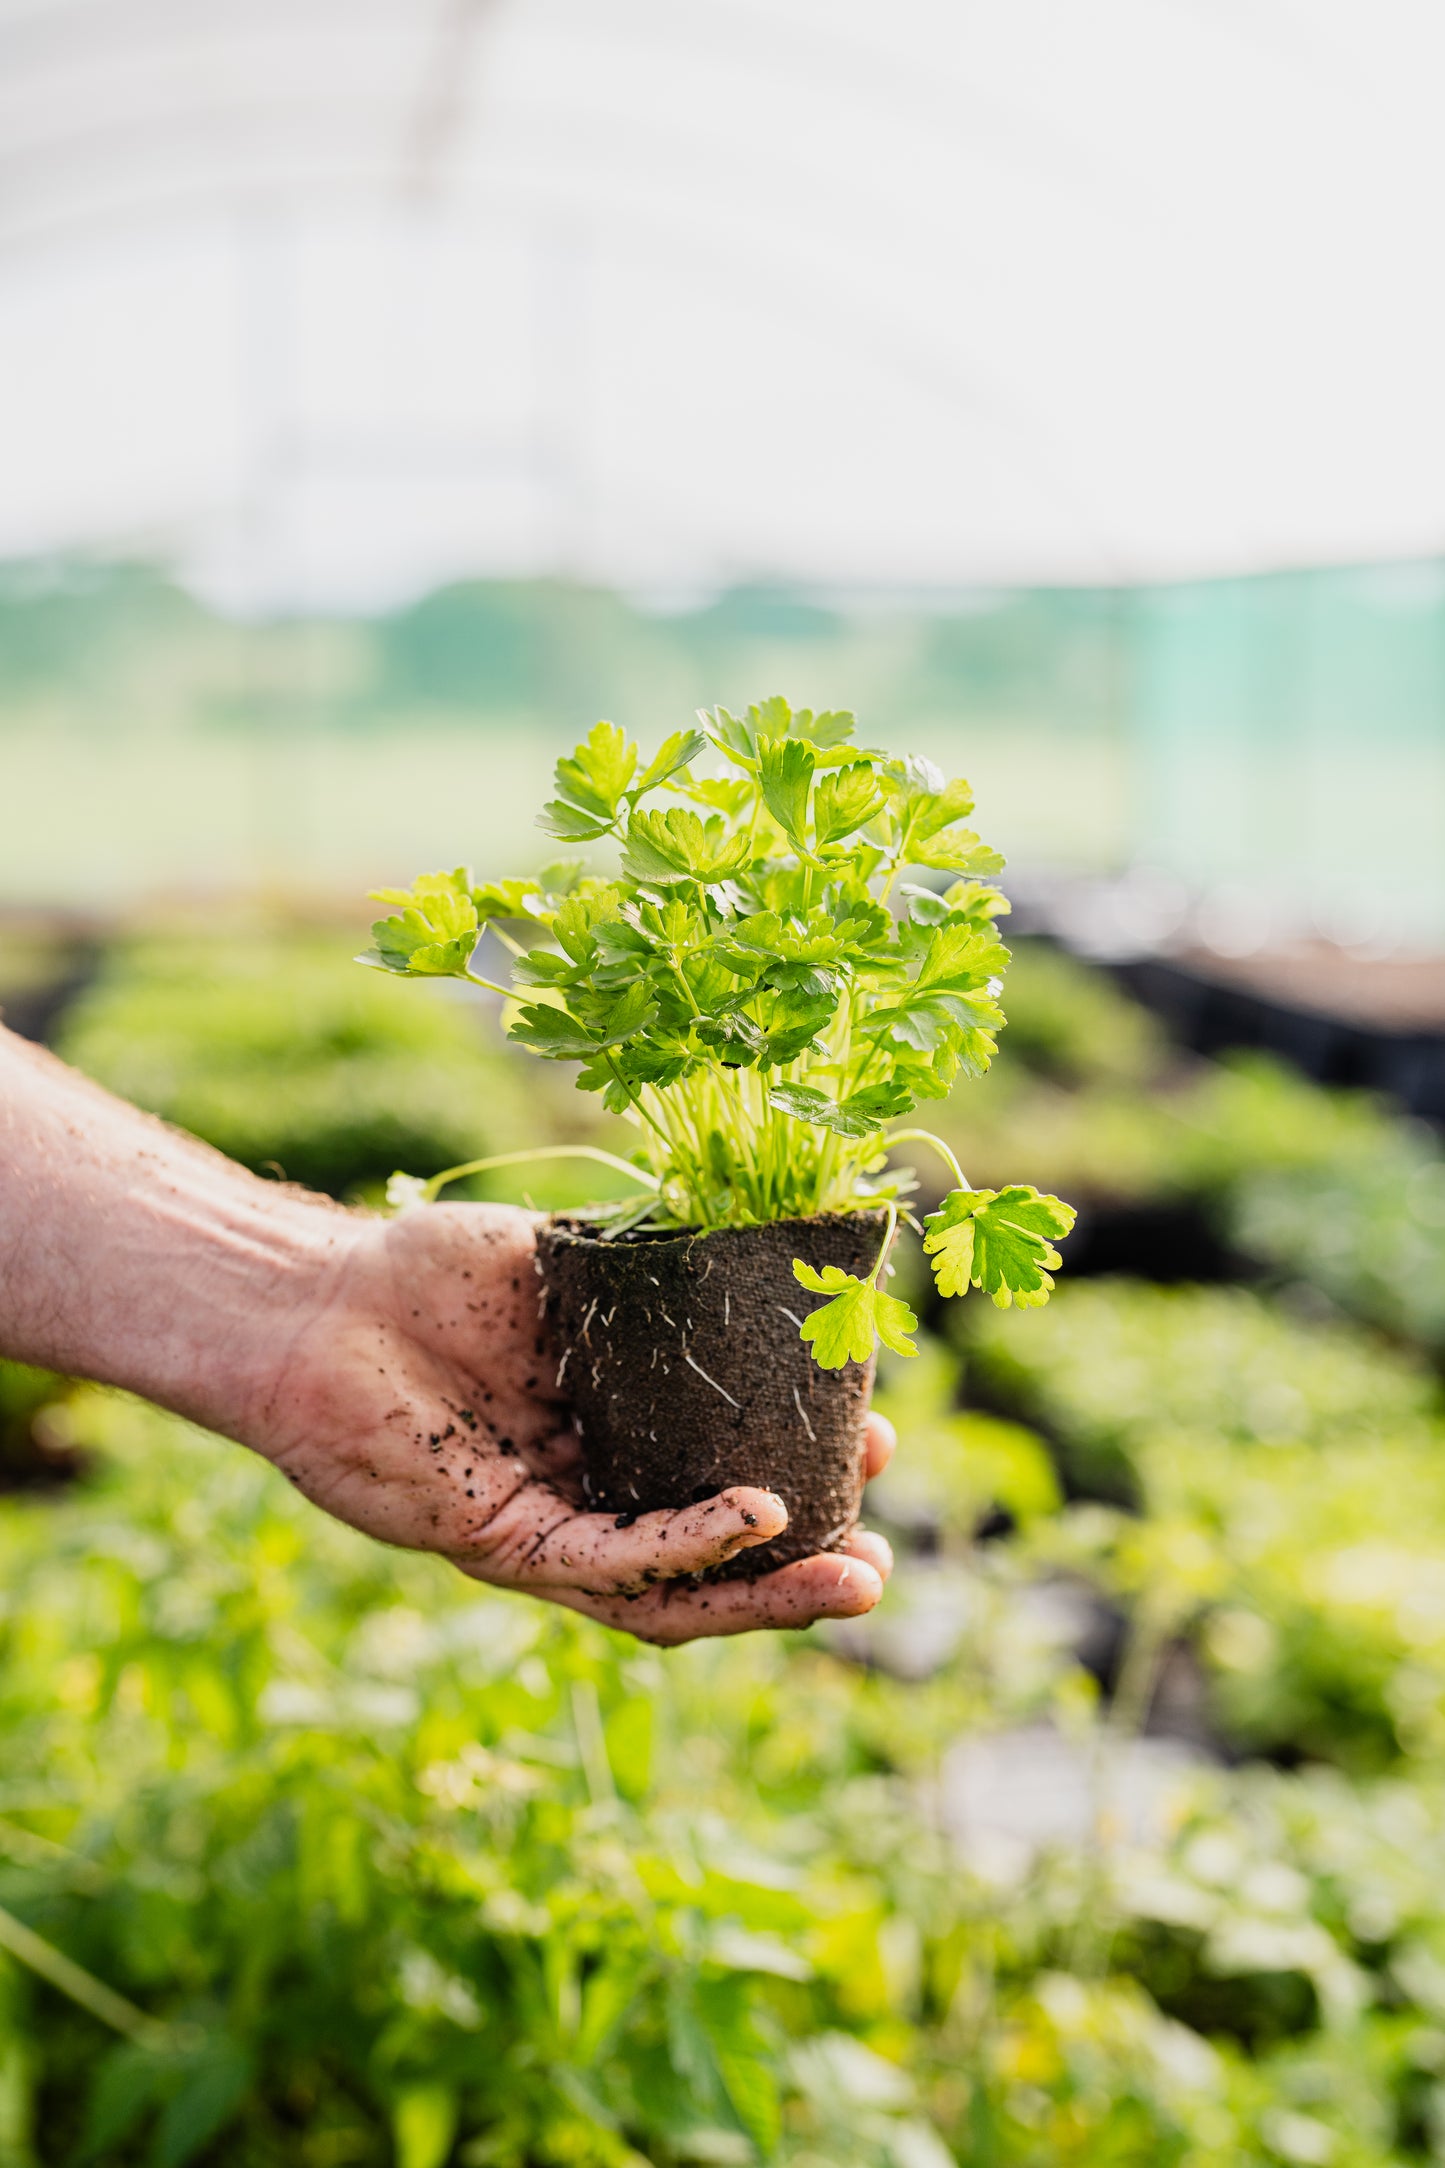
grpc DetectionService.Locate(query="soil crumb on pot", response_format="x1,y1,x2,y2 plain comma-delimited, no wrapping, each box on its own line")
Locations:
536,1212,884,1580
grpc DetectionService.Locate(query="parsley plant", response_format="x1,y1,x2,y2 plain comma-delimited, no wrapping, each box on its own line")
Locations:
361,699,1074,1367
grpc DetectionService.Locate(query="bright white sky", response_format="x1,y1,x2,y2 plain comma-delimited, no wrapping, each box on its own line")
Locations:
2,0,1445,608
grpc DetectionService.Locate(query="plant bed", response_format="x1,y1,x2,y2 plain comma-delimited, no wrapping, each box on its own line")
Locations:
0,1361,88,1493
537,1211,883,1576
365,699,1074,1558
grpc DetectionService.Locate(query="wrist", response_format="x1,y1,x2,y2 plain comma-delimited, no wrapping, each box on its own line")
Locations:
0,1025,367,1441
141,1187,366,1445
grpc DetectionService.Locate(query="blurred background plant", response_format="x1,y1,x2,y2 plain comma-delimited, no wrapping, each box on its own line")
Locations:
3,928,1445,2162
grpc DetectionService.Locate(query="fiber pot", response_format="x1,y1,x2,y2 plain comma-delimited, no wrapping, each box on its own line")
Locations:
535,1211,885,1580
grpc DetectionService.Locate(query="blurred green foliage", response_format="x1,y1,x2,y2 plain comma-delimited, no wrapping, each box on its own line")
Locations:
6,924,1445,2158
55,931,531,1199
987,943,1169,1092
1227,1143,1445,1353
968,1279,1445,1769
8,1388,1445,2164
0,1362,80,1490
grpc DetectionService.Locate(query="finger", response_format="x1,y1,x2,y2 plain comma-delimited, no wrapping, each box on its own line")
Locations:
839,1525,893,1580
451,1484,789,1595
552,1550,887,1646
863,1410,896,1482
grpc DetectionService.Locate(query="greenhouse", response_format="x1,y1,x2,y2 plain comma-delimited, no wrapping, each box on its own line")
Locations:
3,5,1445,2165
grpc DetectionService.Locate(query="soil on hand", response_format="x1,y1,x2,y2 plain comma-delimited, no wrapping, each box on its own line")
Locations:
535,1212,882,1580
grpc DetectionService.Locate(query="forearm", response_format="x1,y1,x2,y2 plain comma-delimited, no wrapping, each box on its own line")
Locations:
0,1024,356,1438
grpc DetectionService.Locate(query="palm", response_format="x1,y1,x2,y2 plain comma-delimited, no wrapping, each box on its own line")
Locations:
251,1203,891,1643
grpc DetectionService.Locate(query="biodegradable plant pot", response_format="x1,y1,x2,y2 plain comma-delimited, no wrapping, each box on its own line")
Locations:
535,1211,885,1579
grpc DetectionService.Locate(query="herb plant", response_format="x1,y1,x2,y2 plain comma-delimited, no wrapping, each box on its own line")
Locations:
362,698,1074,1366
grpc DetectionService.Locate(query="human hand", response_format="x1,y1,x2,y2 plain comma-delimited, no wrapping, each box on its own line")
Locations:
248,1202,894,1644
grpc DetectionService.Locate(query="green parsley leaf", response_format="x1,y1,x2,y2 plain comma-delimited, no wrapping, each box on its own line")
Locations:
815,761,886,847
471,878,543,923
621,808,750,884
701,703,764,768
768,1080,914,1136
787,706,856,750
910,776,976,837
554,720,637,821
361,869,478,976
633,728,708,797
913,921,1009,993
922,1185,1077,1307
756,735,815,851
536,798,617,843
792,1261,919,1367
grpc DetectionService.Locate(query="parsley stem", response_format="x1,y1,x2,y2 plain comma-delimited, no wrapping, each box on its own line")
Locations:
462,968,516,1000
422,1147,661,1203
885,1129,968,1191
869,1200,899,1287
608,1060,674,1151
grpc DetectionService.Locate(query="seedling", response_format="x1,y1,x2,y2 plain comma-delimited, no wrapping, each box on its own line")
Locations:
362,698,1073,1370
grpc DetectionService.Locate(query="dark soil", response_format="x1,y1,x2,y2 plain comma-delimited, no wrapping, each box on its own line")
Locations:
535,1211,883,1579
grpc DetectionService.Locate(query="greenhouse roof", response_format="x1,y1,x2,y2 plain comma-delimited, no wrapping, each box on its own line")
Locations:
3,0,1445,600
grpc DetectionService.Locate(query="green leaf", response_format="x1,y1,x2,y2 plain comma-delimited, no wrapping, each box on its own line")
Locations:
815,761,885,846
511,947,583,988
537,856,587,897
621,808,750,884
923,1184,1077,1308
696,1010,767,1066
152,2037,253,2168
633,727,708,797
787,706,856,750
910,831,1007,876
553,719,637,820
364,868,479,977
470,877,543,922
910,776,977,838
750,693,793,738
509,1004,598,1058
897,773,1007,874
536,798,617,843
675,773,754,818
694,1975,783,2156
902,878,1011,930
700,702,761,767
77,2045,169,2164
792,1261,918,1366
760,999,836,1066
756,734,815,850
391,2083,458,2168
768,1080,913,1137
913,921,1009,994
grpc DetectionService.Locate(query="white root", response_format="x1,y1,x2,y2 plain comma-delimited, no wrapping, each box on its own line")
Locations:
682,1350,741,1408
